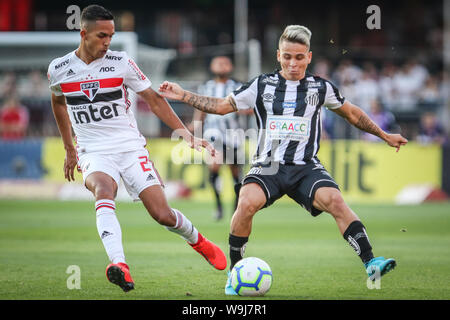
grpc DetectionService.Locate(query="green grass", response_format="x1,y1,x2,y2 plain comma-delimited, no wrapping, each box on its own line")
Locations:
0,199,449,300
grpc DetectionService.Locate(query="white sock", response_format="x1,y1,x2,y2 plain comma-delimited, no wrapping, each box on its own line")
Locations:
165,208,199,244
95,199,126,264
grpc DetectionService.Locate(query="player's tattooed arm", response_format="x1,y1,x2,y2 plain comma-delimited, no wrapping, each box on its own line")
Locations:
333,100,408,151
181,91,237,114
158,81,236,115
354,113,384,138
182,91,220,113
332,101,387,140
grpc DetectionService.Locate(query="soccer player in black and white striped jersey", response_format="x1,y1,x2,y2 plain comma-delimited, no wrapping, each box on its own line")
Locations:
189,56,247,220
159,25,408,294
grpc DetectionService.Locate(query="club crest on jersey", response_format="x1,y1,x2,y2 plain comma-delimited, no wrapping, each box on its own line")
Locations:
305,92,319,106
80,81,100,101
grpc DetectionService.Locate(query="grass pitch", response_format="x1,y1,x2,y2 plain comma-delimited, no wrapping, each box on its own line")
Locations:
0,199,449,300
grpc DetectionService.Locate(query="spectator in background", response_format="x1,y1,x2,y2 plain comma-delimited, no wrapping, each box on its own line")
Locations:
438,71,449,105
353,66,379,113
320,108,333,140
362,99,398,142
0,95,29,140
378,62,397,111
332,60,362,139
19,70,48,99
391,60,428,112
0,72,18,97
407,59,429,86
313,57,331,79
332,59,361,86
314,58,334,139
418,75,441,112
333,59,361,109
438,71,450,127
417,111,447,145
189,56,245,221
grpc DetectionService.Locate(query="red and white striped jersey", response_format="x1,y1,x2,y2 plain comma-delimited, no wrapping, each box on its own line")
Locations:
48,49,151,153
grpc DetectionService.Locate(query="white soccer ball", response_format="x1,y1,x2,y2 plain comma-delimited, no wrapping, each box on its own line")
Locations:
230,257,273,296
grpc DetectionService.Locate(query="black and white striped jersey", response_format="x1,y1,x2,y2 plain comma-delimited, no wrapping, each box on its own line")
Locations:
230,70,345,165
198,78,242,148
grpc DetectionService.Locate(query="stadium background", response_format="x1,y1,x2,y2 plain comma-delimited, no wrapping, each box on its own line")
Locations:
1,0,448,203
0,0,450,301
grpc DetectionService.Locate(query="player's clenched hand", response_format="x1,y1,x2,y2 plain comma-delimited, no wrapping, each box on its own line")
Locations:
385,133,408,152
64,148,79,181
158,81,185,101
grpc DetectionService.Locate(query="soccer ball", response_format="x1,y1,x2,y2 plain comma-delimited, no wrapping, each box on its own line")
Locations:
230,257,273,296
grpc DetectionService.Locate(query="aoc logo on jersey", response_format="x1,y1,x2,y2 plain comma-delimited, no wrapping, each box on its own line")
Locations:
80,81,100,101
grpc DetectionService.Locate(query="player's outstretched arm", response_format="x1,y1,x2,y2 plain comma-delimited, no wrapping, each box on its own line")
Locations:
332,101,408,152
138,87,216,156
158,81,237,115
50,93,78,181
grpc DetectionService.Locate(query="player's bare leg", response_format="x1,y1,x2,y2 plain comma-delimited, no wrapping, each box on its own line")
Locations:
225,182,266,295
139,185,177,226
85,171,118,201
85,172,134,292
139,185,226,270
313,187,396,277
312,187,358,235
230,183,266,238
229,183,266,267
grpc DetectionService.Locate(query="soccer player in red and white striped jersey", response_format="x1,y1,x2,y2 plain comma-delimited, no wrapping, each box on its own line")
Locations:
48,4,226,292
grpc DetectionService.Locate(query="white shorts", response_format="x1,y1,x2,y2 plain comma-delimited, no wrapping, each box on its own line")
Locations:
77,148,163,201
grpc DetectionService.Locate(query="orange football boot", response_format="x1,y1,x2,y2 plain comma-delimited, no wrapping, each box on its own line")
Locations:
190,233,227,270
106,262,135,292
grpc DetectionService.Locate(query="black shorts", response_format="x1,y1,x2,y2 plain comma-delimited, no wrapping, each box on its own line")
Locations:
240,161,339,216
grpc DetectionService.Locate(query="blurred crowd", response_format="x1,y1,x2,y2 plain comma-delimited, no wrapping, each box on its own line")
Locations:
0,58,448,145
0,0,446,144
0,70,49,139
313,58,448,145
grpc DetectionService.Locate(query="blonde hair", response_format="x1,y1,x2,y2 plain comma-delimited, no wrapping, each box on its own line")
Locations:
279,25,312,49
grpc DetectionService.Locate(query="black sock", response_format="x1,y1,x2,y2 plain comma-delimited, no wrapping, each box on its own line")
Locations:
209,172,222,212
229,234,248,270
343,220,374,264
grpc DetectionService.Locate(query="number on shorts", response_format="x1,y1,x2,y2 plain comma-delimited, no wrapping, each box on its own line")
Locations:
139,156,152,172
